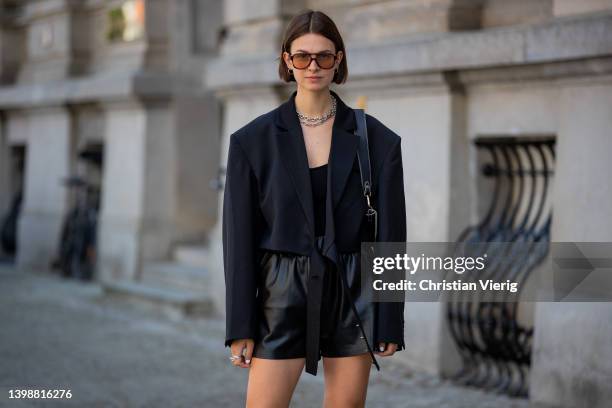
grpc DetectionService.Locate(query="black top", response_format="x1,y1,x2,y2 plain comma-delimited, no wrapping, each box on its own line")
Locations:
309,163,327,237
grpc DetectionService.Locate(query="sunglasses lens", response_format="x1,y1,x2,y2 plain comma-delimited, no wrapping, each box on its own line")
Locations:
316,54,335,69
292,54,311,69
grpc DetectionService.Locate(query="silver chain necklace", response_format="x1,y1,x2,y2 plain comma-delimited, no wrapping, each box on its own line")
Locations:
296,95,337,127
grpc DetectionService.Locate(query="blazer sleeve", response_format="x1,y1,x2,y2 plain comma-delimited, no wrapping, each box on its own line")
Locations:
222,133,260,348
375,136,406,351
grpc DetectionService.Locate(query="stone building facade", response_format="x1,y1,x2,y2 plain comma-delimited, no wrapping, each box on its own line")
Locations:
1,1,611,407
0,0,223,281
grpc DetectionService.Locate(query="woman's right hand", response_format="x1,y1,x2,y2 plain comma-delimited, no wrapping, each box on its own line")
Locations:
229,338,255,368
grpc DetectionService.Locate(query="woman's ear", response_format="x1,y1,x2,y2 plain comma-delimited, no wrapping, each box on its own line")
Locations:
283,51,292,70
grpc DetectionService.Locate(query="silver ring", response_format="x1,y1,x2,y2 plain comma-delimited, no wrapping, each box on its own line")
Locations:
229,355,241,361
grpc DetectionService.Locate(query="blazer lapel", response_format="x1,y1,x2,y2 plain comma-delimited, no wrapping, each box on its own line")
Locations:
329,119,359,211
274,89,358,239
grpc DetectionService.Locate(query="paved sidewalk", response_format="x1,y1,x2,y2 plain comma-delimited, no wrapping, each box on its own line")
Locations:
0,264,536,407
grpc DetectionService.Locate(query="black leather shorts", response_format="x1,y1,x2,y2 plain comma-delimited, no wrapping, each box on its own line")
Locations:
253,236,374,360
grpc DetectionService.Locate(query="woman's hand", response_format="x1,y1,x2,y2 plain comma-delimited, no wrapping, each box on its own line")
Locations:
229,338,255,368
374,342,398,356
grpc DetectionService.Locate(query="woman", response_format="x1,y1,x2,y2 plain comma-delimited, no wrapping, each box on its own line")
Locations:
223,9,406,407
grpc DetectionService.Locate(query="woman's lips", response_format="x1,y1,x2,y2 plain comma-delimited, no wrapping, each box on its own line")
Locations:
306,76,321,80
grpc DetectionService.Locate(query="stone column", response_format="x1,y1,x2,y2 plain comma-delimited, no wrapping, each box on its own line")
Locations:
17,106,73,270
97,99,181,282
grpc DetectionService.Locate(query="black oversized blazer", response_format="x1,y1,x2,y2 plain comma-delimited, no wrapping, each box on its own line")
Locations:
222,89,407,364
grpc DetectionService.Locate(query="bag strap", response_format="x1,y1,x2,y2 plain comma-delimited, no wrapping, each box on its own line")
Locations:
354,108,378,242
350,108,383,365
354,108,373,205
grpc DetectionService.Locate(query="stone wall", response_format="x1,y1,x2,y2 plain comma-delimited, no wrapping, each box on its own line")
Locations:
0,0,222,280
205,1,612,406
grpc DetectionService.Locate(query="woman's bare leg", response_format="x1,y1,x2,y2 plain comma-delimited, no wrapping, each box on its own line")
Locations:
322,353,372,408
246,357,305,408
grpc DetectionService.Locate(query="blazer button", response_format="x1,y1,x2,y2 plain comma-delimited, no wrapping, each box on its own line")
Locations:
355,323,360,327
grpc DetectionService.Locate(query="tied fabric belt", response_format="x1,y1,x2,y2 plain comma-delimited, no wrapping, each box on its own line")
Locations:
305,242,381,376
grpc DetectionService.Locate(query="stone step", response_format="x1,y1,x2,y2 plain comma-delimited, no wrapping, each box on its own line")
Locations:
101,279,214,320
173,244,209,268
141,261,210,293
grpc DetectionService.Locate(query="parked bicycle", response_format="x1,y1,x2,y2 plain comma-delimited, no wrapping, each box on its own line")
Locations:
52,176,100,281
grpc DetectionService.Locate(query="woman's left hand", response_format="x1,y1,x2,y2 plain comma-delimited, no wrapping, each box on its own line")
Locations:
375,342,398,356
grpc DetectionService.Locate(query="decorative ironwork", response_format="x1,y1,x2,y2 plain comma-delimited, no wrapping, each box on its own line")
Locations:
446,136,556,398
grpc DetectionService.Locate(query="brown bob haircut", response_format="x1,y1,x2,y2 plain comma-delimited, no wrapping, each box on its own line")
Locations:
278,10,348,84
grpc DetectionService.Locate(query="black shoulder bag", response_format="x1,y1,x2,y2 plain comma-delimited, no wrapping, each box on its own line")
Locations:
354,108,378,242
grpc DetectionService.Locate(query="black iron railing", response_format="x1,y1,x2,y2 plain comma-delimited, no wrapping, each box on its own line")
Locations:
446,135,555,398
